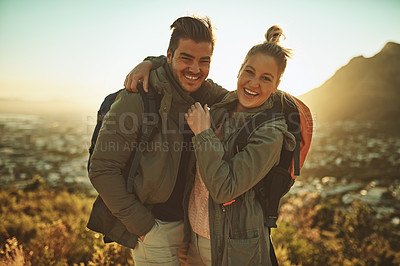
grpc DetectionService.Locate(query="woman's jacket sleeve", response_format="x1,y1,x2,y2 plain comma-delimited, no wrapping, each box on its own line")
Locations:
192,120,288,204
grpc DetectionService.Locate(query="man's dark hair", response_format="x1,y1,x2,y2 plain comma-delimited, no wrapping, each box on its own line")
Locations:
168,16,214,57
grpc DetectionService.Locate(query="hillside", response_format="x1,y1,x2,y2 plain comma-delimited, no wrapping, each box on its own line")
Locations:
300,42,400,127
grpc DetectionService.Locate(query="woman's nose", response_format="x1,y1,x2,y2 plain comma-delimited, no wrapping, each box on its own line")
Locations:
249,78,260,88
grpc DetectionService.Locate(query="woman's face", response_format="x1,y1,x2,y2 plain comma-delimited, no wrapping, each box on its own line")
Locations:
236,53,280,111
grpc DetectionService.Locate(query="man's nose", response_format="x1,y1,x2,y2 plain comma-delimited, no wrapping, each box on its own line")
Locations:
189,61,200,73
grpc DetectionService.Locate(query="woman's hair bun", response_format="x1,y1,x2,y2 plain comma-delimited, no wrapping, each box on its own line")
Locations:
265,25,284,44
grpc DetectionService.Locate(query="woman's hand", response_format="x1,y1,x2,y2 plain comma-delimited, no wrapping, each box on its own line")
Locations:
124,60,152,92
185,102,211,135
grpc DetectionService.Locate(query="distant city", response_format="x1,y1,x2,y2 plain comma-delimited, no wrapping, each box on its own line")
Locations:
1,113,399,225
0,113,95,189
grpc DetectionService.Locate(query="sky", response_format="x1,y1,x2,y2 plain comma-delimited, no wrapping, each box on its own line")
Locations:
0,0,399,108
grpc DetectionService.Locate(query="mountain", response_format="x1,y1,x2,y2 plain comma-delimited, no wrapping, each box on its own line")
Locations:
299,42,400,125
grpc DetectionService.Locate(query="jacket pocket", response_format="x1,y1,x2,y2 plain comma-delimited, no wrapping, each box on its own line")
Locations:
227,235,261,266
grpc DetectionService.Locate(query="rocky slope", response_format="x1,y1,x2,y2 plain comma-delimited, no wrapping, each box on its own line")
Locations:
300,42,400,128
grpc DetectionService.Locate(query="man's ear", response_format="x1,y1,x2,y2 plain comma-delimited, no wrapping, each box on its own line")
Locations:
167,49,172,64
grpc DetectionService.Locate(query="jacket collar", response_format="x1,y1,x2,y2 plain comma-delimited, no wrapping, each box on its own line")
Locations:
149,63,195,124
212,90,274,115
209,91,277,131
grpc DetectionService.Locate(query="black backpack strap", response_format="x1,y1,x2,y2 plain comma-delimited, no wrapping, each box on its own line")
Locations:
235,107,284,153
126,83,160,193
278,94,302,176
262,166,294,228
234,95,302,230
88,89,124,171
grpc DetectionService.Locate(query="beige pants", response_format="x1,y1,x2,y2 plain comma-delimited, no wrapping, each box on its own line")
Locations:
186,229,212,266
132,219,186,266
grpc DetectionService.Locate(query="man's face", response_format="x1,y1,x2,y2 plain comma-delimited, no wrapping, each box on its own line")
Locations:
167,39,212,93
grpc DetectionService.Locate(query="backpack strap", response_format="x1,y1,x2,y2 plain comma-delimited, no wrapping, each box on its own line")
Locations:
277,94,302,176
126,83,160,193
232,95,303,266
233,95,301,227
88,89,124,171
235,106,285,153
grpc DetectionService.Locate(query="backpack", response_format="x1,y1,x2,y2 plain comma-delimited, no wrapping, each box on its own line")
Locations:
234,92,312,266
86,84,161,248
87,83,160,193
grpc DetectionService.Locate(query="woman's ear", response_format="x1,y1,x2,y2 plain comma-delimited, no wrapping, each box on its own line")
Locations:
237,64,244,78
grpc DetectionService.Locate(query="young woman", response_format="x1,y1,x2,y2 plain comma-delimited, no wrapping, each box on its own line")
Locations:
183,26,295,266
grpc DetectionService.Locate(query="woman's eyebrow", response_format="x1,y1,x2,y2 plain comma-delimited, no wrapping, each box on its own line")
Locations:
246,65,275,78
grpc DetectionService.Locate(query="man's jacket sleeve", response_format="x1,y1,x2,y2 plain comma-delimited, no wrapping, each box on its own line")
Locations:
144,55,167,70
89,90,155,236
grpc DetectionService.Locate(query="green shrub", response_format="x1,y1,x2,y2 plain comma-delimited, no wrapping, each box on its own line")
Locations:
1,177,399,265
0,181,133,265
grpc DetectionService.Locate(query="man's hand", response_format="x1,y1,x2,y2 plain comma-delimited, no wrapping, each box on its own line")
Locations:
185,102,211,135
124,60,153,93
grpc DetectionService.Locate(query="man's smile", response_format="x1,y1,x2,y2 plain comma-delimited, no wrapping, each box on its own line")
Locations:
183,73,201,81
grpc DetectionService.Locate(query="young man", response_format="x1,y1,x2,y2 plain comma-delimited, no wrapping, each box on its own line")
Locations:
87,16,227,265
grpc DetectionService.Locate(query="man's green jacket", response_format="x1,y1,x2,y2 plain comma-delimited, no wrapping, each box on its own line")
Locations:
87,62,227,248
